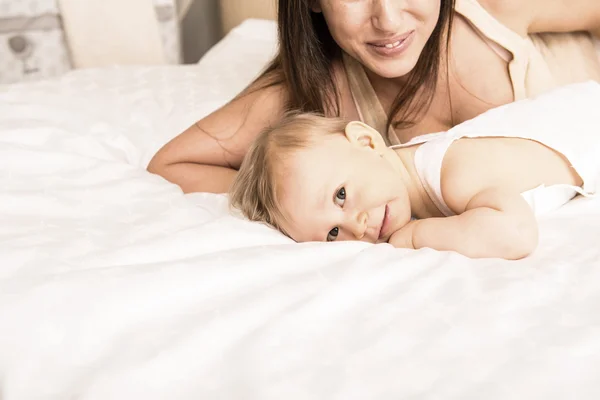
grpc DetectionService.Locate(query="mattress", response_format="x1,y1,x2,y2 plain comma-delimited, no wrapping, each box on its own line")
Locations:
1,19,600,400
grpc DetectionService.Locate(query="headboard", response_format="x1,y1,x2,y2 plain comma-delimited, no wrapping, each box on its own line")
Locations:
219,0,276,34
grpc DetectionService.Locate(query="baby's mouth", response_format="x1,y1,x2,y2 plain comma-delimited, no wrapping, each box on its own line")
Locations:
378,204,390,240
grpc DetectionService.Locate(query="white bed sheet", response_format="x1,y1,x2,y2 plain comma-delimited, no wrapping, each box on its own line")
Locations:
1,19,600,400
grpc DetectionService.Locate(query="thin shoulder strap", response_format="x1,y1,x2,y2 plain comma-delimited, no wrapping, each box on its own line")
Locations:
454,0,534,99
342,52,400,145
454,0,527,55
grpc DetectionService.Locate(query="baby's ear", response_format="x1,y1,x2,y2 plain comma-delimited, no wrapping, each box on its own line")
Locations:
344,121,386,150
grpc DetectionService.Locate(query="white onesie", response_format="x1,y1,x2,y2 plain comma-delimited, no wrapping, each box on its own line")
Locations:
390,81,600,217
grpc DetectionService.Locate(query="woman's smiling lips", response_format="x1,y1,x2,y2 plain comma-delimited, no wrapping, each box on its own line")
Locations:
367,30,415,57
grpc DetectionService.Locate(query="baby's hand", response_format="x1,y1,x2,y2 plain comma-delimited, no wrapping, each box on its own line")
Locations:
388,220,418,249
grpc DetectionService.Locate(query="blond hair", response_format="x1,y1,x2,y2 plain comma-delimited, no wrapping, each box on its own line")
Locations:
229,112,347,233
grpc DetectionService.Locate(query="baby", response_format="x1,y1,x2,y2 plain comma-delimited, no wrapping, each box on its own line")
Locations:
229,82,600,259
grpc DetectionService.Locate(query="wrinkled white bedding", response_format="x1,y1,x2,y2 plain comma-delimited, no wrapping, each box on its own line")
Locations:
1,19,600,400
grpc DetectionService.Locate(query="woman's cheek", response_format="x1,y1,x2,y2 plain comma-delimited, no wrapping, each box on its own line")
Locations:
323,3,370,37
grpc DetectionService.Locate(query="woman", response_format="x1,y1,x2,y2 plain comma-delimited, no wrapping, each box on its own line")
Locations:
148,0,600,194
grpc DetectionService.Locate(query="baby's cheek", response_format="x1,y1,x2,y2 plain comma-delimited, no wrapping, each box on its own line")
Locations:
339,231,357,242
389,197,413,230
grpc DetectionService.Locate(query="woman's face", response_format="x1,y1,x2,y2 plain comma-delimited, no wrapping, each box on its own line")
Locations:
314,0,442,79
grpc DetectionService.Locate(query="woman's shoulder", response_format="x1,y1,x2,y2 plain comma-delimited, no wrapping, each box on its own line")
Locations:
458,0,529,37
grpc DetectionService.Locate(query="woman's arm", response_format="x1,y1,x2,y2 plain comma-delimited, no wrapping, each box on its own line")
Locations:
389,188,539,260
527,0,600,36
147,80,288,194
481,0,600,36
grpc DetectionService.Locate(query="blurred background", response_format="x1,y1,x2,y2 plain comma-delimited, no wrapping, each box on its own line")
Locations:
0,0,276,84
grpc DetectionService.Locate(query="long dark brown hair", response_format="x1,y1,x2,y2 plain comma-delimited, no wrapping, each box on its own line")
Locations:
254,0,456,132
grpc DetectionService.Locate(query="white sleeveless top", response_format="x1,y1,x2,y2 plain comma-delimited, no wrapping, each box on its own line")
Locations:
389,82,600,216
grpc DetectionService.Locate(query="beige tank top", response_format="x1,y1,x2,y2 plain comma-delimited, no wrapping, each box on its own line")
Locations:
343,0,600,145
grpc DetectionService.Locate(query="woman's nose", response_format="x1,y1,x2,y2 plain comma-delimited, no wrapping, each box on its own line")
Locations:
346,210,368,239
371,0,403,33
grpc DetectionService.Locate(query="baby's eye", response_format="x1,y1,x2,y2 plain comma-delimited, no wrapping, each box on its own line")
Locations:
334,187,346,207
327,227,339,242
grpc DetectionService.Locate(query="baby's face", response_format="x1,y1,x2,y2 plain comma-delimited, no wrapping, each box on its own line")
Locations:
276,130,412,244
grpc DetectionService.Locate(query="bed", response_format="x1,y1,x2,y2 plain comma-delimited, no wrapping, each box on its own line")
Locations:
1,18,600,400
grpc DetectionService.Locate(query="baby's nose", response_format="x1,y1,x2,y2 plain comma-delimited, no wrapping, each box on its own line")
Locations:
347,211,368,239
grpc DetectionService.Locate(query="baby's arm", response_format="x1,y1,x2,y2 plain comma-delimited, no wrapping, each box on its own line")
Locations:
389,188,538,259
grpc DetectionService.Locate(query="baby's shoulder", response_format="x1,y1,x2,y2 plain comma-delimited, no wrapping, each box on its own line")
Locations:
439,139,495,213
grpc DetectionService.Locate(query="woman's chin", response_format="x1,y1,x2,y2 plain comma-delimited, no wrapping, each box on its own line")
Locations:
364,58,419,80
